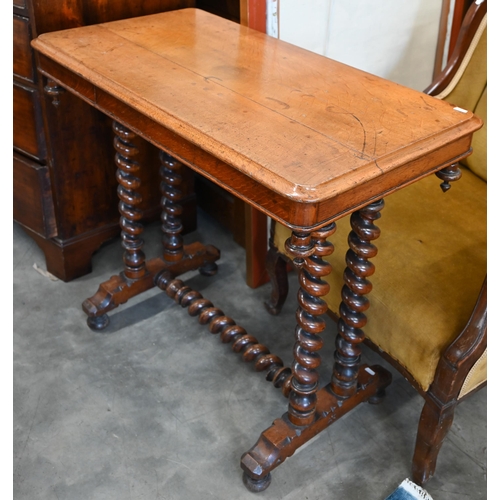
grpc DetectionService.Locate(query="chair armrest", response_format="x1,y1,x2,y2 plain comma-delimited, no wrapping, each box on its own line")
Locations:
443,277,486,367
430,277,487,402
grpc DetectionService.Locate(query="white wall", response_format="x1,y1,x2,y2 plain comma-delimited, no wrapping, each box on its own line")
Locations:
271,0,443,91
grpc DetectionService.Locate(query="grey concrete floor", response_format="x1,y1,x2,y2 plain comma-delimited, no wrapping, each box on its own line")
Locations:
13,211,486,500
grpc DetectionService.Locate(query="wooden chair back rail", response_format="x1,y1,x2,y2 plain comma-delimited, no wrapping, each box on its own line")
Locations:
426,0,486,96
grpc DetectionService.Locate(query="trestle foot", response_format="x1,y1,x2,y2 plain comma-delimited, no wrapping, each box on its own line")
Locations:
241,365,392,487
86,314,110,331
242,472,272,493
82,243,220,329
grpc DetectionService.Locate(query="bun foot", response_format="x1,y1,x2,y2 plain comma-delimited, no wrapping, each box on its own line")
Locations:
242,472,271,493
264,300,283,316
368,387,386,405
198,261,218,276
87,314,110,331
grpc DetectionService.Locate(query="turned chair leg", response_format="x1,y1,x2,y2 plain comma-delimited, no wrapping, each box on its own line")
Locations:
264,241,289,316
412,398,456,485
264,220,290,316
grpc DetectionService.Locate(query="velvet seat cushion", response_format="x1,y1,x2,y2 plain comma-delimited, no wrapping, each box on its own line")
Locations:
274,167,486,392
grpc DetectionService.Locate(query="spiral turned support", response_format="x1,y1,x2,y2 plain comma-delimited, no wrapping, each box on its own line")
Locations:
435,162,462,192
159,152,184,262
285,223,336,427
156,275,293,396
331,199,384,399
113,121,146,280
83,126,220,330
240,217,390,491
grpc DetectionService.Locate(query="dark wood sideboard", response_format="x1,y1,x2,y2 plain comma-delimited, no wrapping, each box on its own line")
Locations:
13,0,242,282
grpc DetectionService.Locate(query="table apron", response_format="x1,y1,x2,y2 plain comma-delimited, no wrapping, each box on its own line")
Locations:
37,53,473,232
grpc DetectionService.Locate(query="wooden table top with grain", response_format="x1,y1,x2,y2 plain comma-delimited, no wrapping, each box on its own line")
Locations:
32,8,482,230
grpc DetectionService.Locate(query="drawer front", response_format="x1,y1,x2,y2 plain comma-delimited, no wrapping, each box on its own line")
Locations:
13,0,27,15
14,14,34,81
13,153,57,238
13,82,46,161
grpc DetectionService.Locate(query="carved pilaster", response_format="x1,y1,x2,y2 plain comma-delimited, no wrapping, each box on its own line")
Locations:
331,200,384,399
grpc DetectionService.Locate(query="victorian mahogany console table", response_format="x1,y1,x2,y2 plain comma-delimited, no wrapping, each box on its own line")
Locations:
32,8,482,492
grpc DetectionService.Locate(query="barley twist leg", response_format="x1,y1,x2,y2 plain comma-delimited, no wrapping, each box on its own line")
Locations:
285,223,336,427
331,199,384,399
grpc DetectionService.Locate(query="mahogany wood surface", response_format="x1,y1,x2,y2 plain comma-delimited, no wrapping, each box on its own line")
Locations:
239,0,269,289
13,14,34,81
412,278,487,483
32,8,481,230
448,0,476,65
28,0,196,36
30,7,484,491
262,1,487,487
239,0,266,33
433,0,453,80
13,82,46,160
426,0,486,96
244,204,269,288
157,275,293,396
13,152,56,238
81,128,218,331
332,200,384,400
13,0,199,282
433,0,474,80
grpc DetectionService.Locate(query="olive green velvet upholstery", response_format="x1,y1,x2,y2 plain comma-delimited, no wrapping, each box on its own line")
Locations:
273,19,487,394
437,22,487,181
274,168,486,392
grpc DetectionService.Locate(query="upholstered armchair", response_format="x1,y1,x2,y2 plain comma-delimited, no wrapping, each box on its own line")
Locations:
265,0,486,485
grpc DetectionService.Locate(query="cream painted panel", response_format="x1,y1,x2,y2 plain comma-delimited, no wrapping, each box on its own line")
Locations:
275,0,441,91
278,0,332,55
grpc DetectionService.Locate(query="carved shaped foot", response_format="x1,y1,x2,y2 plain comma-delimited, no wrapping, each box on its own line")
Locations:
83,244,220,329
198,261,218,276
242,472,272,493
241,365,392,490
368,387,387,405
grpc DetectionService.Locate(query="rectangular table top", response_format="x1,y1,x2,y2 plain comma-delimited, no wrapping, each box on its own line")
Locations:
32,8,482,229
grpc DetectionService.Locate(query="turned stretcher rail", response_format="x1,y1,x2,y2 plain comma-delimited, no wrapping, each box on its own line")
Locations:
156,273,294,396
